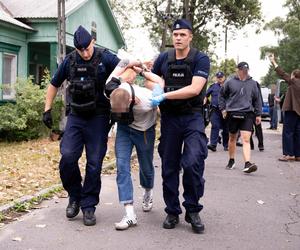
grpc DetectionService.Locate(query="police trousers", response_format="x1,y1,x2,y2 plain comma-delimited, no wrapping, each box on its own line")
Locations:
158,112,207,215
59,113,110,211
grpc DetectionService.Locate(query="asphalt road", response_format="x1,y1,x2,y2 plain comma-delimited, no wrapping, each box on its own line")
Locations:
0,122,299,250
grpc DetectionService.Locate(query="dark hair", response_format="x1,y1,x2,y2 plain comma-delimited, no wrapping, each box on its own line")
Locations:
292,69,300,79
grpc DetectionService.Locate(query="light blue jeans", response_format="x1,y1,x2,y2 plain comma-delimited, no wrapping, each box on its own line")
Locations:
115,124,155,204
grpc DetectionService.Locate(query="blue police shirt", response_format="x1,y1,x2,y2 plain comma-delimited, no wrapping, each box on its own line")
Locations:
51,48,120,88
206,82,222,108
152,50,210,80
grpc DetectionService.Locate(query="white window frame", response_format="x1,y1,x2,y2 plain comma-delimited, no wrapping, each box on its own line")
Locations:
2,53,17,100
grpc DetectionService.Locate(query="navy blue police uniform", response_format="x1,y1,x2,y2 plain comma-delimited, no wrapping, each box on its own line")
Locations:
206,72,229,150
152,30,210,217
51,26,120,213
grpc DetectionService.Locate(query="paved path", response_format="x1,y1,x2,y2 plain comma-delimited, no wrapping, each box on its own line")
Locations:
0,122,299,250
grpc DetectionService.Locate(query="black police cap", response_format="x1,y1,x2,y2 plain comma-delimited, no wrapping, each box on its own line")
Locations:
172,19,192,31
73,25,92,50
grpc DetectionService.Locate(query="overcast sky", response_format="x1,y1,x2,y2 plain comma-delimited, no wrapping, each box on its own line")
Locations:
121,0,288,81
216,0,288,81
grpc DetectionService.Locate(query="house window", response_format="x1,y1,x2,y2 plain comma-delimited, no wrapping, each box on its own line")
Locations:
2,53,17,100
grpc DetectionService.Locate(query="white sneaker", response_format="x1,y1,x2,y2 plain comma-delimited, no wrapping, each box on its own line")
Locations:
142,189,153,212
115,214,137,230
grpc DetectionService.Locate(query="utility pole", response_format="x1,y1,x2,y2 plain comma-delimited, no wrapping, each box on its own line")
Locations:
224,25,228,76
57,0,67,130
57,0,66,64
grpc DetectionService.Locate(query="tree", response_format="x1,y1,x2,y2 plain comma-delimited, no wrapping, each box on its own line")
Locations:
138,0,262,52
260,0,300,86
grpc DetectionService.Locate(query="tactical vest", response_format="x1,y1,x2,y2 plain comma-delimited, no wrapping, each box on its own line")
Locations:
67,47,107,116
160,48,205,114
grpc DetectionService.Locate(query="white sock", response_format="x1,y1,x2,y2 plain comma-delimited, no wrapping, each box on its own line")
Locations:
124,204,135,217
144,188,153,197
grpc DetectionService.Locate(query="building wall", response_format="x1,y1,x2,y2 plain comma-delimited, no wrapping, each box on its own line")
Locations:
0,25,29,101
0,25,28,78
66,0,123,53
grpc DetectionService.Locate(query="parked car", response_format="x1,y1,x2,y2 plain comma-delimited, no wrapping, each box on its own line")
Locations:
260,87,271,118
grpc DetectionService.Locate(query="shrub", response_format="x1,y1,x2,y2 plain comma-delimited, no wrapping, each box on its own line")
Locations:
0,70,63,141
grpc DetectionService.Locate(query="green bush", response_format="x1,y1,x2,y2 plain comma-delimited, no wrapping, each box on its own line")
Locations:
0,70,63,141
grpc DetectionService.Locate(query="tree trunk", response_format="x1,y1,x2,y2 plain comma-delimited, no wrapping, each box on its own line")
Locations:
160,0,172,52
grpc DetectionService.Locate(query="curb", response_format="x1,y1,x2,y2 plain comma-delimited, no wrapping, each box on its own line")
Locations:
0,151,139,214
0,184,62,214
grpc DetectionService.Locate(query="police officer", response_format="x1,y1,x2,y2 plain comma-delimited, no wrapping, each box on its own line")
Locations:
219,62,262,174
205,71,229,151
149,19,210,234
42,25,122,226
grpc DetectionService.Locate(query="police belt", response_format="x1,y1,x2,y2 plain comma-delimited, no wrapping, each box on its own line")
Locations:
70,106,110,117
160,105,204,115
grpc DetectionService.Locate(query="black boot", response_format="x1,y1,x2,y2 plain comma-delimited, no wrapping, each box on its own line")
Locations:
185,212,205,234
83,210,96,226
207,144,216,152
66,201,80,218
162,214,179,229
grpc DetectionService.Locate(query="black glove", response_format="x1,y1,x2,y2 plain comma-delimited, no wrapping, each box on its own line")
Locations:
43,109,53,129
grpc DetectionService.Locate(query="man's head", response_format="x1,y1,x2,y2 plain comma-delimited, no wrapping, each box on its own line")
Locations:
110,88,131,113
73,25,95,61
215,71,225,83
291,69,300,80
120,68,137,84
172,19,193,51
236,61,249,80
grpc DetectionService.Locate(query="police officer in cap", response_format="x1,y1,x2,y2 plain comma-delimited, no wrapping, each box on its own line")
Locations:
149,19,210,234
205,71,229,151
42,25,136,226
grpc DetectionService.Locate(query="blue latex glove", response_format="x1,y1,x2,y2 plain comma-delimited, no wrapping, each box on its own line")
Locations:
152,83,164,97
150,94,166,107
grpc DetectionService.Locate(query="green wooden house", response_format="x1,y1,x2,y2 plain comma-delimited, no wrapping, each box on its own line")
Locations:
0,0,125,102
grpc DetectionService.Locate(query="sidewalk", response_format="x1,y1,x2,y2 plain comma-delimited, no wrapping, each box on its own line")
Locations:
0,123,299,250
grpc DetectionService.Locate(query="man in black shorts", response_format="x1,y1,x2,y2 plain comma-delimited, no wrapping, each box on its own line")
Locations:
219,62,262,173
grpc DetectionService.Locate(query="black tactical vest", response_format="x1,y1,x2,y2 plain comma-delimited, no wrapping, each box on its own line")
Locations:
67,47,107,116
160,48,205,114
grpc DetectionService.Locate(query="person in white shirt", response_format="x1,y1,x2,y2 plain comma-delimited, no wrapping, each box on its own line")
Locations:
105,63,164,230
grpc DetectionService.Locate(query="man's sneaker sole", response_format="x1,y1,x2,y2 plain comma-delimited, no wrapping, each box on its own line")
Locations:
243,164,257,173
115,220,137,230
226,163,235,170
142,206,152,212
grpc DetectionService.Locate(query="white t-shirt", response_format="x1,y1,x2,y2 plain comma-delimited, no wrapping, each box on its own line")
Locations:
119,82,157,131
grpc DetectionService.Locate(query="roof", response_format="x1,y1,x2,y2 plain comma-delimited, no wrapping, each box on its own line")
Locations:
0,2,33,30
0,0,88,18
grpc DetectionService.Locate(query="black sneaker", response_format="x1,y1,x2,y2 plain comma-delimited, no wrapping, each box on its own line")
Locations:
207,144,216,152
66,200,80,218
243,162,258,173
225,159,235,170
83,210,96,226
258,145,264,151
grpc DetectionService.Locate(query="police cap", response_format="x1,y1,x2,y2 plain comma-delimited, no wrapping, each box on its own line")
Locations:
73,25,92,50
215,71,225,78
172,19,192,31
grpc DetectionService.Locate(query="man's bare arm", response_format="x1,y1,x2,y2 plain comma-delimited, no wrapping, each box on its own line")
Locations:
44,84,58,111
164,76,206,100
